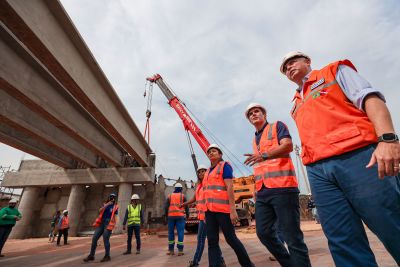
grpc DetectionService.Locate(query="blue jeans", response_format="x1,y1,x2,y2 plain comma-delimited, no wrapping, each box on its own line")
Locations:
127,224,141,252
168,217,185,251
256,194,311,267
192,220,224,265
89,222,112,257
307,144,400,267
206,211,253,267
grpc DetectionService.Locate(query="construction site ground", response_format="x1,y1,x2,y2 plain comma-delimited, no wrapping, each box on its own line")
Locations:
0,221,396,267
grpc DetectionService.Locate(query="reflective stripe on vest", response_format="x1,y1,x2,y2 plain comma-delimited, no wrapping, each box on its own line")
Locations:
195,183,206,221
127,204,141,225
203,161,231,214
252,122,298,191
168,193,185,217
291,60,377,165
93,204,119,231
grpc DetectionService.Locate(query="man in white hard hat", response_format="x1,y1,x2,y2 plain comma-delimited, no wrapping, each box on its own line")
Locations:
244,103,311,267
203,144,254,267
165,182,189,256
182,164,225,267
0,198,21,257
122,194,143,255
56,210,69,246
281,51,400,266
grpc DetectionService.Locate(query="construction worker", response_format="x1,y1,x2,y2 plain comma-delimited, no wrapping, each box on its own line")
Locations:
182,165,225,267
56,210,69,246
244,103,311,267
204,144,254,267
83,193,119,263
281,51,400,266
165,182,189,256
122,194,143,255
0,198,21,257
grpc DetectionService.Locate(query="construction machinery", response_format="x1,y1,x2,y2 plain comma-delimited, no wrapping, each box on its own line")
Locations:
145,74,254,232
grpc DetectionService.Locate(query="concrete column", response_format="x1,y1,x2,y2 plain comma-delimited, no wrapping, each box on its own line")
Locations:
10,187,41,239
66,185,86,236
114,183,132,233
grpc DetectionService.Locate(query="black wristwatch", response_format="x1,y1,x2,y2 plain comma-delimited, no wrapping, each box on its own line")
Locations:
377,133,399,143
261,153,269,160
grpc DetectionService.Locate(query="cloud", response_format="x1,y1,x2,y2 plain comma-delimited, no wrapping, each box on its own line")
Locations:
2,0,399,193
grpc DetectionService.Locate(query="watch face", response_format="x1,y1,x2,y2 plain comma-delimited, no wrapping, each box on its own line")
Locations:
382,133,397,140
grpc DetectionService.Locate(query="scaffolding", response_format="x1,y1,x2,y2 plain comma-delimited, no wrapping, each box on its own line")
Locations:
0,165,15,200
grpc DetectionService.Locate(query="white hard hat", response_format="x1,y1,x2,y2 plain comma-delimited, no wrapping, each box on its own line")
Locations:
174,183,183,188
131,194,140,200
8,198,18,204
280,51,310,74
197,164,208,172
63,210,68,214
207,144,222,154
245,103,267,119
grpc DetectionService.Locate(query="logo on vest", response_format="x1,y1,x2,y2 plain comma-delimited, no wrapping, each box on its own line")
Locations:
310,78,325,91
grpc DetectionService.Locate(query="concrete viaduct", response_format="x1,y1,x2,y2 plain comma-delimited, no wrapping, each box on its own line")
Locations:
0,0,161,238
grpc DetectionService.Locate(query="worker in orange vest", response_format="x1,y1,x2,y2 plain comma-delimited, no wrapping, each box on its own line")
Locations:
203,144,254,267
182,165,225,267
56,210,69,246
281,51,400,266
165,183,189,256
83,193,119,263
244,103,311,267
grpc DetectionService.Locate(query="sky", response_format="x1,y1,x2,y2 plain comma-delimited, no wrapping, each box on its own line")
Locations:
1,0,400,193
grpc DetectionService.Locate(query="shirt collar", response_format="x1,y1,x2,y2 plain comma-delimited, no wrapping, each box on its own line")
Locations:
255,121,269,136
296,71,312,92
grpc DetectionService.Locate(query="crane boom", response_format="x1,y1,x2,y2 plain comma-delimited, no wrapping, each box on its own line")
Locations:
146,74,210,153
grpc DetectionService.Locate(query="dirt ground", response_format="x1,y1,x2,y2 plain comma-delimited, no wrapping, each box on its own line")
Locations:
0,221,397,267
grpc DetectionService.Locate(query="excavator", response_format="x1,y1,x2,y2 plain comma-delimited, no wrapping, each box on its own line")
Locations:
145,74,254,232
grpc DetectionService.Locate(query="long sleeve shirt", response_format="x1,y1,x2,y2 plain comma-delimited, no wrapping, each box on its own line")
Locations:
122,205,144,226
0,207,22,226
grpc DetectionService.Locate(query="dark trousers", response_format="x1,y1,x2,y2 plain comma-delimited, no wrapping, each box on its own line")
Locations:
205,211,253,267
192,220,224,265
127,225,141,252
57,228,69,245
0,225,13,254
89,223,112,257
255,193,311,267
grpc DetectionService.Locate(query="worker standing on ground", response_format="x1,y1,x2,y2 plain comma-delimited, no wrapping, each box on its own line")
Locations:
204,144,254,267
56,210,69,246
83,193,119,263
281,51,400,266
244,103,311,267
182,165,225,267
122,194,143,255
49,210,61,243
0,198,21,257
165,183,189,256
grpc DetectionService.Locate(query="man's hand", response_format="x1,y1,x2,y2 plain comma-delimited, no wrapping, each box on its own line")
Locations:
366,142,400,178
15,216,20,221
230,208,239,225
244,153,263,166
123,225,126,231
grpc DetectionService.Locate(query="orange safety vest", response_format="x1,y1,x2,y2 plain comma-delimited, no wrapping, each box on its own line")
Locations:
93,204,119,231
195,183,205,221
60,216,69,230
203,161,231,214
291,60,377,165
253,122,298,191
168,192,185,217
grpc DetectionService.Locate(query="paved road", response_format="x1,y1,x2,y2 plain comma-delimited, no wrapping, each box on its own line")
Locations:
1,222,396,266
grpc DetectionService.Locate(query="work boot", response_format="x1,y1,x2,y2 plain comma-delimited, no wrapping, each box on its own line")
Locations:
135,250,140,254
0,254,5,257
166,250,174,255
188,260,199,267
123,251,131,255
177,251,184,256
100,255,111,262
83,255,94,262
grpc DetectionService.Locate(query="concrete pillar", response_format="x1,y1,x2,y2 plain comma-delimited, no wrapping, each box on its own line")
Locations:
114,183,132,233
66,185,86,236
10,187,41,239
